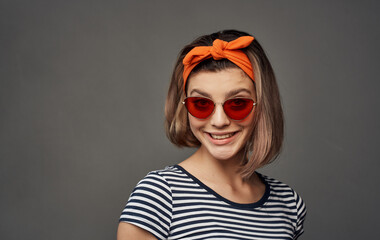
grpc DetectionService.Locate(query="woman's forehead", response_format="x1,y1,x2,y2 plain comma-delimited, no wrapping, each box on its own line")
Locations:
186,68,255,97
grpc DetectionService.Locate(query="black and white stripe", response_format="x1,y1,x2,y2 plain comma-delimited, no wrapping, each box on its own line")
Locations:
120,165,306,240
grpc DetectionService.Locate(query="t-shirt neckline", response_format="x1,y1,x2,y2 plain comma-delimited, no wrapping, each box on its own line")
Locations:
173,164,270,209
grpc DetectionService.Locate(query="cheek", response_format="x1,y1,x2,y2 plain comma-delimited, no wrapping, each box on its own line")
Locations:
237,112,255,136
238,110,255,126
188,115,205,134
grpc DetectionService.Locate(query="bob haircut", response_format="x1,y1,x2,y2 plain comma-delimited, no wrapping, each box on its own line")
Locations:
165,29,284,180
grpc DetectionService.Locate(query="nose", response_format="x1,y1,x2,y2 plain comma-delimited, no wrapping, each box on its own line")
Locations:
210,104,231,128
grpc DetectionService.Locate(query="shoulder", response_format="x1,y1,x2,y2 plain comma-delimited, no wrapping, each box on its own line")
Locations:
258,173,305,202
148,165,184,178
128,165,188,201
258,173,307,238
119,166,182,239
259,173,307,210
138,165,184,187
138,165,191,187
129,166,181,199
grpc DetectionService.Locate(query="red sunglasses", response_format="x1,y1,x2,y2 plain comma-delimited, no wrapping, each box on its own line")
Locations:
182,97,256,120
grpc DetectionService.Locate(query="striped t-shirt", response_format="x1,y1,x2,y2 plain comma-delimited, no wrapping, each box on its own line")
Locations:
120,165,306,240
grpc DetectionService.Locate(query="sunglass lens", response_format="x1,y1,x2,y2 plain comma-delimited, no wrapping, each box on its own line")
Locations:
224,98,254,120
185,97,214,119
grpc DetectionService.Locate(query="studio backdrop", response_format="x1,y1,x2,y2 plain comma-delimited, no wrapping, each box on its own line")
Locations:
1,0,379,239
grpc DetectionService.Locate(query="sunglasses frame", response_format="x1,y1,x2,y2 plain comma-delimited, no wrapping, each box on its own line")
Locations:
182,96,257,121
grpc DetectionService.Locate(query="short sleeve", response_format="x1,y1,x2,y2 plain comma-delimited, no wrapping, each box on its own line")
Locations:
293,190,307,239
119,171,173,239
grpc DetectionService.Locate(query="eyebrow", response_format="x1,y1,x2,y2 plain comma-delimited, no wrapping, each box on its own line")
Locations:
189,88,252,99
225,88,253,98
189,89,212,98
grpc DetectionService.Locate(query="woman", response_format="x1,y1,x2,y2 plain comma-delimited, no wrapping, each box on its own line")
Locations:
117,29,306,239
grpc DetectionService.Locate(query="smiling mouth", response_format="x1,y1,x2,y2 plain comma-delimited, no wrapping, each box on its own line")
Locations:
209,132,237,140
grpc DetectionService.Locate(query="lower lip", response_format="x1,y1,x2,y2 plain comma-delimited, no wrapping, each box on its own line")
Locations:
206,132,239,145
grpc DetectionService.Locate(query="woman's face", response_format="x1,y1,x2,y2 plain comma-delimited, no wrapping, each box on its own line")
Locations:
186,68,256,161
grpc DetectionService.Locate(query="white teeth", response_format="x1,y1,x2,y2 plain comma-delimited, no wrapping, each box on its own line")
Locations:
210,133,234,139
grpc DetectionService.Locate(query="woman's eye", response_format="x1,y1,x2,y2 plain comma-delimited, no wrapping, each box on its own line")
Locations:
195,99,209,107
231,99,245,106
227,99,249,110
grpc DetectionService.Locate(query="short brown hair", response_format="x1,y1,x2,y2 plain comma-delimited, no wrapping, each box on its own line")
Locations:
164,30,284,179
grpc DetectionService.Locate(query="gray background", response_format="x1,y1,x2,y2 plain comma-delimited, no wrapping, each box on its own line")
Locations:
1,0,379,239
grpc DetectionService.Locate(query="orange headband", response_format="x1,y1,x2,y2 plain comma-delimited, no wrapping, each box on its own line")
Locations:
182,36,255,91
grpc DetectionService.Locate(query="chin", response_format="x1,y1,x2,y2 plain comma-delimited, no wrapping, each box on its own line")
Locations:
207,146,244,161
212,152,234,161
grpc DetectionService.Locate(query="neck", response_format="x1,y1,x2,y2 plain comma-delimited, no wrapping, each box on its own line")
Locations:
188,146,250,186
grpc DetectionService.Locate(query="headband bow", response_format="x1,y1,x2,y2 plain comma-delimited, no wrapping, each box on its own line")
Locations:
182,36,255,91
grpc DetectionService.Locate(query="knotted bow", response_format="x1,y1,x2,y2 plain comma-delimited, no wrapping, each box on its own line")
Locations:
182,36,255,91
